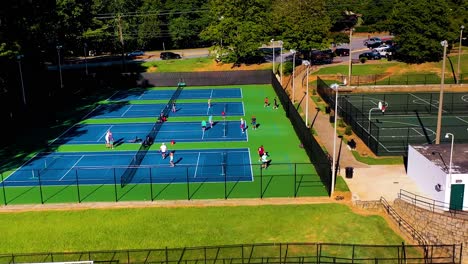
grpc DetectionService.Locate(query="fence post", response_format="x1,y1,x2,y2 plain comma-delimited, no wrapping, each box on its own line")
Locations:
149,167,154,202
279,243,282,264
1,173,6,205
165,246,169,264
294,164,297,197
260,167,263,199
113,168,118,202
224,164,227,200
241,244,244,264
75,169,81,203
186,167,190,200
38,170,44,204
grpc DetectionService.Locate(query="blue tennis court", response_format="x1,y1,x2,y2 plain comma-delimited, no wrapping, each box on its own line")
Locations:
89,102,244,119
110,88,242,101
2,149,253,187
53,121,248,145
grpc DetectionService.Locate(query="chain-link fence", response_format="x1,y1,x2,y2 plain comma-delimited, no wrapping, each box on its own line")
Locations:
0,242,462,264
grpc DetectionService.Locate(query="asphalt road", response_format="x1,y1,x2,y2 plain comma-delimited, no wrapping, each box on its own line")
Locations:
54,34,393,70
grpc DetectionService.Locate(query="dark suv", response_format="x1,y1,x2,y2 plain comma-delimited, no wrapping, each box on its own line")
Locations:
160,52,181,60
334,48,350,56
359,51,381,60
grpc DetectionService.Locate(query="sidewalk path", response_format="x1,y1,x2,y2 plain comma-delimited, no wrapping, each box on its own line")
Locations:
282,65,423,202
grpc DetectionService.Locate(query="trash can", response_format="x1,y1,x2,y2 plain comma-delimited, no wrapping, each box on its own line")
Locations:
345,167,354,179
325,106,331,114
329,115,335,123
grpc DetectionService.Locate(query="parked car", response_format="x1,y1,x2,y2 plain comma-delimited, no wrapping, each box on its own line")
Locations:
363,37,382,48
373,45,392,57
127,50,144,57
359,51,382,60
160,51,182,60
309,49,333,64
334,48,350,56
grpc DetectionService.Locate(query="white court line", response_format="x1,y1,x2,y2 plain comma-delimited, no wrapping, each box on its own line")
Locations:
59,155,84,181
121,105,133,117
409,93,447,113
455,116,468,124
242,102,246,115
209,89,214,99
411,127,424,136
247,148,254,182
193,152,201,178
240,88,243,99
106,91,119,101
221,152,226,176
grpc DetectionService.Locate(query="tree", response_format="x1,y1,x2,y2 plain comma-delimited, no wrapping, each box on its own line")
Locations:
165,0,211,48
387,0,454,63
271,0,331,51
200,0,272,63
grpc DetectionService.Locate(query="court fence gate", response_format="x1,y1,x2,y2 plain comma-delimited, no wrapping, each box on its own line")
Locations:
0,242,462,263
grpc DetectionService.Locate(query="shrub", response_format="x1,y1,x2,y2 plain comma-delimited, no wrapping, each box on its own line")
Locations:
345,125,353,135
312,89,317,95
360,57,367,63
338,118,346,128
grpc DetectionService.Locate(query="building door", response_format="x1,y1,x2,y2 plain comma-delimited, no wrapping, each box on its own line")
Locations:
449,184,465,211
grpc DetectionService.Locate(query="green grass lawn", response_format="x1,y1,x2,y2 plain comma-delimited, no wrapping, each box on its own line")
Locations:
0,204,404,254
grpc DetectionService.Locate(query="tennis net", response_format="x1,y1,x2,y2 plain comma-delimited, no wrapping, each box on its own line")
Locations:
120,84,185,187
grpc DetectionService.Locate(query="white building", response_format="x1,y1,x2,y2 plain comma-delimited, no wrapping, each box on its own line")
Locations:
407,144,467,211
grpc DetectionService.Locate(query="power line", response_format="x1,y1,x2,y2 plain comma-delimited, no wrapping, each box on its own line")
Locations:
95,9,209,19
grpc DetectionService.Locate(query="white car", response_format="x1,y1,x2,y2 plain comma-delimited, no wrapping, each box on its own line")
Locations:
373,45,392,57
363,37,382,47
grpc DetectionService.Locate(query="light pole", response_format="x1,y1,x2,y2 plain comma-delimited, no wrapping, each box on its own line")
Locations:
56,45,63,89
84,43,88,75
279,40,283,84
436,40,448,144
330,83,340,196
291,49,297,103
348,28,354,86
457,25,465,84
270,39,275,74
16,55,26,105
302,60,311,126
445,133,454,187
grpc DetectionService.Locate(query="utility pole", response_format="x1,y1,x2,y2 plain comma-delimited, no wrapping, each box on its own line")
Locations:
117,14,126,71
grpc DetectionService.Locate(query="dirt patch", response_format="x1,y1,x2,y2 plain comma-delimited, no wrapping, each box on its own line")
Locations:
194,60,270,71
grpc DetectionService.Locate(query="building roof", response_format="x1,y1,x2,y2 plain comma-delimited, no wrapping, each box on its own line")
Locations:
411,144,468,174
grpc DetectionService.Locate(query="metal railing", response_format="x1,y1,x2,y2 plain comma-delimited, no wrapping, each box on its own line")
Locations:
398,189,468,218
380,197,429,247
